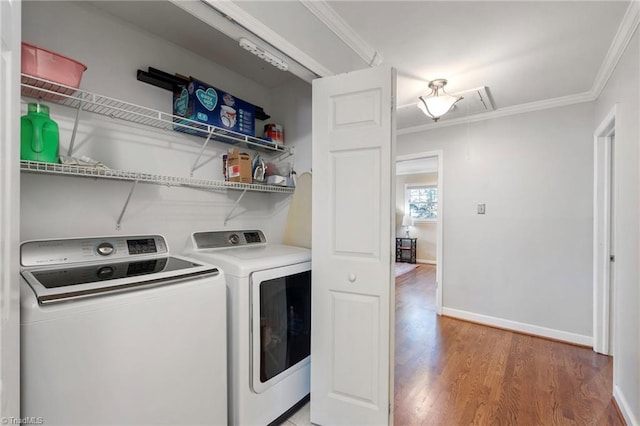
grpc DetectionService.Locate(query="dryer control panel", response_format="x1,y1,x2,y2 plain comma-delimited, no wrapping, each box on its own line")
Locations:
193,230,266,249
21,235,168,267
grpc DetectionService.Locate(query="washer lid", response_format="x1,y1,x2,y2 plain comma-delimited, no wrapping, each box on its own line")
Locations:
186,244,311,277
21,255,219,305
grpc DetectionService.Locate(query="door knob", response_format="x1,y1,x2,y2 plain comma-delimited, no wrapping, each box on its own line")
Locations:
348,273,357,282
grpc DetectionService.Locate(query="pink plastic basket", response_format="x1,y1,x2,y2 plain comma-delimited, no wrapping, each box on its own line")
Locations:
21,42,87,98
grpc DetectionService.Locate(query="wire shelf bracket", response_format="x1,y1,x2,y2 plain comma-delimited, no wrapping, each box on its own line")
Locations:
116,180,138,230
190,130,215,177
67,100,84,157
224,189,248,225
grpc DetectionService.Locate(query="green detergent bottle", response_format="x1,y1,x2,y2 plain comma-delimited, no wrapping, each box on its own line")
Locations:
21,103,60,163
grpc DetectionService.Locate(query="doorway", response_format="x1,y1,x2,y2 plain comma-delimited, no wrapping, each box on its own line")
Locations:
593,105,616,356
395,151,443,313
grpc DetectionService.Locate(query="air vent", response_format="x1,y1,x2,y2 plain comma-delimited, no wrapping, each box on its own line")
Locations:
444,86,494,119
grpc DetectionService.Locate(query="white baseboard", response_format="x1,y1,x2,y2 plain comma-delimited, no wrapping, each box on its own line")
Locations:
614,385,639,426
417,259,436,265
441,307,593,347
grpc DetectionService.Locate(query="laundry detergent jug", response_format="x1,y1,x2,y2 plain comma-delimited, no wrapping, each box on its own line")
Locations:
21,103,59,163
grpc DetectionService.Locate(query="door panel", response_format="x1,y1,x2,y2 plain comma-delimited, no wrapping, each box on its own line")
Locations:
332,149,380,257
331,291,379,406
330,89,381,129
311,65,395,425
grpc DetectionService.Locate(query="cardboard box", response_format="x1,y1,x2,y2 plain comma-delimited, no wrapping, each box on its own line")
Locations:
227,148,252,183
173,77,256,137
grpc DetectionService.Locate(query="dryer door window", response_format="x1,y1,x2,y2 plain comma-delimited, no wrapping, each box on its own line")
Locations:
250,262,311,394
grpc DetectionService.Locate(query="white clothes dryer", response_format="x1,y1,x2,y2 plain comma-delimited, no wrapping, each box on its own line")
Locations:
20,235,227,426
185,230,311,426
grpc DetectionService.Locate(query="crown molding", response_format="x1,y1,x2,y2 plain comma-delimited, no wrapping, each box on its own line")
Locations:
199,0,333,79
398,91,595,135
590,0,640,98
299,0,383,67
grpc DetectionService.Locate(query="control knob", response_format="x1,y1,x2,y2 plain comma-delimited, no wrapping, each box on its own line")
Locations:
97,242,114,256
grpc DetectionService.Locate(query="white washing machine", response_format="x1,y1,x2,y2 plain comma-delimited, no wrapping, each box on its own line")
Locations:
185,230,311,426
20,235,227,426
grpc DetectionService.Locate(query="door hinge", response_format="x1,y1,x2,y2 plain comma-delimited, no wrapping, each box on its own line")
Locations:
610,255,615,262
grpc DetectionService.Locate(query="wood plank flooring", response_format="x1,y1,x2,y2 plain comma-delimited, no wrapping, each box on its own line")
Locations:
394,264,623,425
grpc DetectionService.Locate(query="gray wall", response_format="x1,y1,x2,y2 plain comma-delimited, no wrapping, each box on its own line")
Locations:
398,102,595,342
594,27,640,424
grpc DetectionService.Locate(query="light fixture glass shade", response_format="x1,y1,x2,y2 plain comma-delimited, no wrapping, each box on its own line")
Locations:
417,79,463,122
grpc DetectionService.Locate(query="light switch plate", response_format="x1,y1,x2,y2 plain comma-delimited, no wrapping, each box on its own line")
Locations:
477,204,486,214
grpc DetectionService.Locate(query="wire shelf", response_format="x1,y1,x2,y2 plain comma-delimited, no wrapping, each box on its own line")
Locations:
20,161,295,194
20,74,291,155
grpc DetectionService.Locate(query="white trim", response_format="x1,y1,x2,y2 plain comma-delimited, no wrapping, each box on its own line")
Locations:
593,105,617,355
396,150,443,315
198,0,334,79
591,1,640,98
613,385,638,426
416,259,436,265
442,308,593,347
398,91,594,135
299,0,383,67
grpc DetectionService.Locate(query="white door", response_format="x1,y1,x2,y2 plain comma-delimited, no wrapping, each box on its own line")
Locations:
311,65,396,425
0,0,22,419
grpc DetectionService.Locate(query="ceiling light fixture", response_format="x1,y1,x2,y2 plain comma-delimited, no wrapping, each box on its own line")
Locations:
417,79,463,122
239,37,289,71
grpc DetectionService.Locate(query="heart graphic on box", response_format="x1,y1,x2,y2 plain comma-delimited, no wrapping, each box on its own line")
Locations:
196,88,218,111
174,88,189,116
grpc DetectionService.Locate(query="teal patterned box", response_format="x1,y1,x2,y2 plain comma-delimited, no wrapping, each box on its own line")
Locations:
173,78,256,137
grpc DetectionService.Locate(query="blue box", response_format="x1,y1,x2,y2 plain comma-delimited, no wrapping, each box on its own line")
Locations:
173,78,256,137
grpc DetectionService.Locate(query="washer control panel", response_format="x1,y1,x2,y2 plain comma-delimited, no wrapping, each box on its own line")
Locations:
193,230,266,249
21,235,168,267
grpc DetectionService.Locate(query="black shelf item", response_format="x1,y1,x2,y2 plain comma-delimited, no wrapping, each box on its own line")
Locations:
396,237,417,264
136,67,190,91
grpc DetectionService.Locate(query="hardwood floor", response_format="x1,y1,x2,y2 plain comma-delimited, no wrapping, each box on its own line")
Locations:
394,264,623,426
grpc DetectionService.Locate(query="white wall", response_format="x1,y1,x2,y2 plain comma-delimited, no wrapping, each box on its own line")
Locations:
398,102,595,342
20,1,311,251
264,77,312,244
594,27,640,425
395,172,438,263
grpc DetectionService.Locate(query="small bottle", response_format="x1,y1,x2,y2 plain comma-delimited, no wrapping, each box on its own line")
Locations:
21,103,60,163
222,154,228,181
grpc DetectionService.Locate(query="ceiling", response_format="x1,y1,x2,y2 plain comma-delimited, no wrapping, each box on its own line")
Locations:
87,1,631,131
329,1,630,129
86,1,297,88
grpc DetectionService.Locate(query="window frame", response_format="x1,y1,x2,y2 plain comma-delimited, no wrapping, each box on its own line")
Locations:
404,183,438,223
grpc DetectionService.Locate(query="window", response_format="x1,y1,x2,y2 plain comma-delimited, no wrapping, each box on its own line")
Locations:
406,185,437,221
